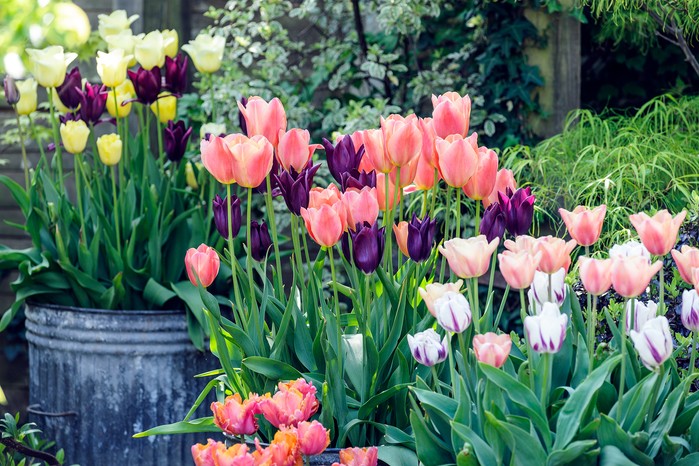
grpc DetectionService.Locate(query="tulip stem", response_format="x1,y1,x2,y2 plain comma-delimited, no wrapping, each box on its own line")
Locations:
431,366,442,394
474,199,480,235
487,252,497,329
155,100,164,167
438,185,451,283
688,331,697,398
455,187,461,239
421,189,427,217
14,111,29,188
265,176,284,298
588,296,597,366
659,263,665,314
541,352,551,410
227,185,243,319
493,284,509,330
111,166,122,257
290,215,304,285
446,332,458,396
75,153,86,244
383,171,392,274
245,188,258,311
521,289,535,391
47,88,64,193
28,114,47,167
429,169,438,219
471,278,480,333
208,73,216,121
328,246,343,379
617,299,629,421
646,365,663,431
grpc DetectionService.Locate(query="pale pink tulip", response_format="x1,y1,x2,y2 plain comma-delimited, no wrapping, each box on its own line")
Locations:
343,187,379,229
672,245,699,285
222,133,274,188
435,134,478,188
498,250,541,289
361,128,392,173
301,203,346,247
431,91,471,138
611,255,663,298
200,135,235,184
578,257,613,296
473,332,512,368
308,184,343,209
439,236,499,278
629,209,687,256
535,236,577,274
276,128,322,172
463,147,498,201
381,114,422,167
418,280,464,317
483,168,517,207
559,205,607,247
185,244,220,287
503,234,538,255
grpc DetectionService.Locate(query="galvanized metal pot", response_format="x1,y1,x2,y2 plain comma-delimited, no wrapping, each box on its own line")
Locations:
25,303,214,465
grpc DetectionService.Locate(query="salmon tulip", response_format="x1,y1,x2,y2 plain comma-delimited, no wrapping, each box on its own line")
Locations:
277,128,322,172
611,255,663,298
257,379,319,428
418,280,464,317
301,203,346,247
439,236,499,279
535,236,577,274
201,135,236,184
381,114,422,167
578,257,613,296
419,117,437,168
185,244,220,288
503,234,538,255
332,447,379,466
393,221,410,257
435,134,478,188
498,250,541,290
343,187,379,229
431,91,471,138
629,209,687,256
309,184,343,209
473,332,512,368
211,393,260,436
483,168,517,207
362,128,392,173
221,133,274,188
672,245,699,285
463,147,498,201
413,147,438,190
559,205,607,247
237,96,287,146
296,421,330,456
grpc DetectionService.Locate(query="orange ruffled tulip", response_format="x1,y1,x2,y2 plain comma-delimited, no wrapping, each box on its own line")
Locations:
211,393,260,436
578,257,613,296
559,205,607,247
473,332,512,368
463,147,498,201
535,236,577,274
201,135,236,184
672,245,699,285
498,250,541,289
483,168,516,207
361,128,391,173
611,255,663,298
343,187,379,229
222,133,274,188
237,96,287,146
214,443,255,466
439,236,499,279
296,420,330,456
381,114,422,167
418,280,464,317
332,447,379,466
435,134,478,188
256,379,320,428
393,221,409,257
185,244,220,288
253,429,302,466
431,91,471,139
629,209,687,256
192,439,218,466
276,128,322,172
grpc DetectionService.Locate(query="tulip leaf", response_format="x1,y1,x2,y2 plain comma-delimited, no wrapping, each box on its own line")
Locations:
647,375,696,458
570,333,590,388
484,412,547,466
600,446,642,466
597,414,653,466
609,371,659,432
243,356,303,381
144,278,177,307
451,421,498,466
410,411,454,466
0,175,29,215
378,445,419,466
546,440,599,466
171,280,207,330
674,452,699,466
358,383,411,420
132,416,220,437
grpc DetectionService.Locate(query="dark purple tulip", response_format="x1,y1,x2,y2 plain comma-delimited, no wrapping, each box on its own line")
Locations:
4,75,19,105
164,120,193,162
341,169,376,192
164,54,188,94
127,67,162,105
322,136,365,184
238,96,248,136
78,82,108,125
59,113,81,124
250,220,273,261
275,163,320,215
499,187,535,237
212,194,241,239
344,222,385,274
407,214,436,262
56,67,82,110
480,202,506,242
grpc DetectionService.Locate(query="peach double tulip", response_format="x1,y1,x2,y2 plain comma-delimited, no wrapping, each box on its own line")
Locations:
211,393,260,436
332,447,379,466
222,133,274,188
672,245,699,284
253,429,301,466
257,379,319,428
439,236,499,279
629,209,687,256
578,257,613,296
498,250,541,289
559,205,607,247
535,236,577,274
343,187,379,229
483,168,517,207
463,147,498,201
237,96,287,146
361,128,392,173
473,332,512,368
381,114,422,167
435,134,478,188
276,128,322,172
296,420,330,456
431,91,471,138
611,255,663,298
185,244,220,288
301,188,347,247
418,280,464,317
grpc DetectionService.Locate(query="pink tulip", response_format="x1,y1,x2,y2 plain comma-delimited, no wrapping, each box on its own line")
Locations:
213,443,255,466
309,184,342,209
237,96,287,146
419,117,437,168
693,268,699,295
381,114,422,167
361,128,392,173
431,91,471,138
629,209,687,256
578,257,613,296
463,147,498,201
211,393,260,436
389,154,418,188
439,236,499,278
221,133,274,188
672,245,699,285
559,205,607,247
200,135,236,184
257,379,319,428
349,130,364,153
418,280,464,317
535,236,577,274
343,187,379,229
473,332,512,368
435,134,478,188
185,244,220,287
483,168,517,207
296,420,330,456
376,173,401,211
413,144,438,190
192,439,218,466
332,447,379,466
503,234,538,255
393,221,410,257
498,250,541,289
611,255,663,298
276,128,322,172
301,203,346,247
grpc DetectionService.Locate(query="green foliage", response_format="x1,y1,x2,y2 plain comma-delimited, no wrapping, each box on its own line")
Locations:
0,413,63,465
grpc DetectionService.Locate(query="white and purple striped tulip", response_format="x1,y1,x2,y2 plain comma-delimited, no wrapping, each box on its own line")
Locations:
434,291,472,334
682,289,699,333
630,316,673,371
407,329,448,367
524,302,568,353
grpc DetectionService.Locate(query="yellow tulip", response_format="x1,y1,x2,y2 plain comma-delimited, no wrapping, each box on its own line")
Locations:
25,46,78,88
97,133,122,166
106,80,135,118
134,30,166,70
60,120,90,155
162,29,179,58
105,30,138,67
150,93,177,123
15,79,37,115
181,33,226,73
185,162,198,189
96,49,133,88
98,10,139,41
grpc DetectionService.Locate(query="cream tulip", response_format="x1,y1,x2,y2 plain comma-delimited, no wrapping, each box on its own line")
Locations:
162,29,179,58
97,133,122,166
96,49,133,87
98,10,139,40
134,30,166,70
25,46,78,88
60,120,90,155
150,93,177,123
182,33,226,73
106,80,135,118
15,79,37,115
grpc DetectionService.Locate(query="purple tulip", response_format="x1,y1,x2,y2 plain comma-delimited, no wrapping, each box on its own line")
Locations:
127,67,162,105
59,113,81,124
238,96,248,136
274,163,320,215
407,214,436,262
480,202,506,242
321,136,364,184
341,169,376,192
212,194,241,239
4,75,19,105
250,220,273,261
341,222,385,274
499,187,535,237
407,329,448,367
78,82,108,125
164,120,193,162
164,54,188,95
56,67,82,110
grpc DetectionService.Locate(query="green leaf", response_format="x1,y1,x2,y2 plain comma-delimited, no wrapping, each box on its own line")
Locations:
485,411,547,466
546,440,599,466
674,452,699,466
132,417,220,437
410,411,454,466
597,414,653,466
0,175,29,215
358,383,411,420
242,356,303,380
144,278,177,307
646,376,694,458
599,445,640,466
451,422,498,466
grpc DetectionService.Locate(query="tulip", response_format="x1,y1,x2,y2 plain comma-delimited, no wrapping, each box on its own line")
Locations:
611,255,663,298
376,173,401,211
405,214,437,262
78,83,108,126
55,67,82,110
26,46,78,88
60,120,90,155
672,245,699,285
499,187,535,237
682,289,699,332
134,30,166,70
296,420,330,456
253,429,301,466
162,29,179,58
609,240,651,262
529,268,567,312
163,120,192,162
185,244,220,287
250,220,273,261
185,162,199,189
212,194,242,239
200,135,235,184
578,257,613,296
413,147,438,191
483,168,517,207
393,222,409,257
480,202,506,243
106,79,135,118
343,187,379,229
96,49,132,87
213,443,255,466
182,33,226,73
332,447,379,466
221,133,274,188
361,128,391,174
341,170,376,192
407,329,448,367
473,333,512,368
629,209,687,256
257,379,319,428
237,96,287,146
200,123,227,140
98,10,139,40
418,280,464,317
524,302,568,353
625,300,658,333
418,117,437,168
498,250,541,290
463,147,498,201
211,393,260,436
381,114,422,167
277,128,322,172
96,133,122,166
431,91,471,138
344,222,385,274
150,92,177,124
434,291,472,333
308,184,343,209
535,236,577,274
104,30,138,65
191,439,217,466
503,234,538,255
439,236,499,279
3,75,19,105
127,67,162,105
559,205,607,247
630,316,673,370
14,79,37,115
275,164,320,215
164,54,188,94
301,202,346,248
694,269,699,295
435,134,478,188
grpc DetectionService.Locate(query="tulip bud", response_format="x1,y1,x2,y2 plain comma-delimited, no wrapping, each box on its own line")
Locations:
463,147,498,201
343,187,379,230
96,133,122,166
78,83,108,125
405,214,437,262
185,244,220,288
431,91,471,138
164,54,188,94
434,291,472,333
212,194,241,239
473,332,512,368
185,162,199,189
407,329,448,367
250,220,272,261
529,268,567,312
480,202,506,243
182,33,226,73
610,256,663,299
629,316,673,370
625,300,657,333
237,96,287,146
60,120,90,155
3,75,19,105
150,92,177,124
164,120,193,162
682,289,699,333
297,421,330,456
15,79,38,115
535,236,577,274
342,222,385,274
524,302,567,353
435,134,478,188
381,114,422,167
